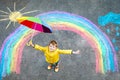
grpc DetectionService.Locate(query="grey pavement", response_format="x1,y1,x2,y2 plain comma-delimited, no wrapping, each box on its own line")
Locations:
0,0,120,80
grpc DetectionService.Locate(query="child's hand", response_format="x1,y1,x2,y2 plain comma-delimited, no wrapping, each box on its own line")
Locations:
27,40,34,47
72,50,80,54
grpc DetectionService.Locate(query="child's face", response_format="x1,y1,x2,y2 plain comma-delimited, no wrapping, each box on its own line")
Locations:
49,44,57,51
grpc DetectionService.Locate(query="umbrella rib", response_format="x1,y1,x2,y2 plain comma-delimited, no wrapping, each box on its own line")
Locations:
6,21,12,29
22,10,39,15
0,10,9,14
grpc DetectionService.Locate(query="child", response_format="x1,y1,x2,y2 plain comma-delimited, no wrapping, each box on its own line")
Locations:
28,40,80,72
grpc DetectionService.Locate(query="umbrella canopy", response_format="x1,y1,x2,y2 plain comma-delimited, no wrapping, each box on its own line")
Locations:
17,16,52,33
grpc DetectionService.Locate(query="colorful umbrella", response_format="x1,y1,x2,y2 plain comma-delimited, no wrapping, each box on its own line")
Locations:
17,16,52,33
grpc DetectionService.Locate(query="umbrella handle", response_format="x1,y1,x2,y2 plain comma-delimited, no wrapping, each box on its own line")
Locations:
26,42,30,46
26,40,33,46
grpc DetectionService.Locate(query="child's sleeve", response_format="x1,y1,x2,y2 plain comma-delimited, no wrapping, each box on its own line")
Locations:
58,49,72,54
34,44,46,52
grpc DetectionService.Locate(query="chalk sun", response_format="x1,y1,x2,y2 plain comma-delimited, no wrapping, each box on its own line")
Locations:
0,2,38,29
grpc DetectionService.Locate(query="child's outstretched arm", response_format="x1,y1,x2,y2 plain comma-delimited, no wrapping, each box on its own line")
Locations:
27,40,46,51
58,49,80,54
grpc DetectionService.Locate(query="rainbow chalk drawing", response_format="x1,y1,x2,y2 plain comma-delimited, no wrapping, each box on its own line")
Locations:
98,12,120,51
0,11,118,80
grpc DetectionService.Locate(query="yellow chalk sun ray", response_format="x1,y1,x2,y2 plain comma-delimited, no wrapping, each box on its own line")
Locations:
7,7,12,13
0,18,9,21
0,15,9,17
22,10,39,15
0,10,9,14
14,2,16,11
0,2,39,29
6,21,12,29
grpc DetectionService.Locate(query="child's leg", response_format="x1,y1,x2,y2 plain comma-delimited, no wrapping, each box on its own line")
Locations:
54,62,59,72
54,62,59,67
47,63,52,70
